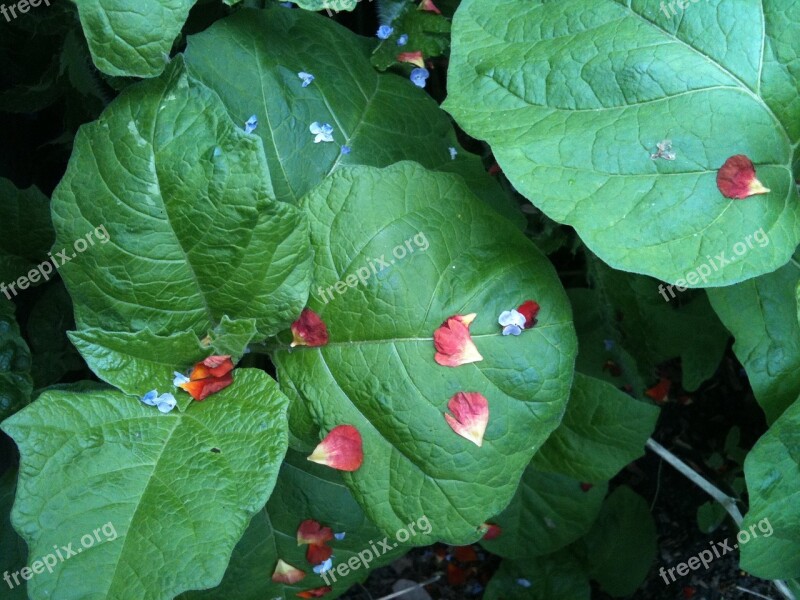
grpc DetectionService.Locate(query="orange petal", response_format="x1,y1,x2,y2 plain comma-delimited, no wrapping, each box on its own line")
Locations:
645,377,671,404
306,543,332,565
297,587,333,599
297,519,334,546
272,559,306,584
397,51,425,68
179,371,233,401
418,0,441,13
308,425,363,471
433,314,483,367
200,355,234,378
453,545,478,563
716,155,770,199
291,308,329,348
444,392,489,446
481,523,502,540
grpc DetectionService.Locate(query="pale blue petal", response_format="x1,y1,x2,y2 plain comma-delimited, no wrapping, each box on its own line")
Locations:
141,390,158,405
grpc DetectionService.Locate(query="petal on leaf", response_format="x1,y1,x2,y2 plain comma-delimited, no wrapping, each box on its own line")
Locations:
444,392,489,447
308,425,364,471
297,519,334,546
716,155,771,199
291,309,329,348
272,559,306,584
433,314,483,367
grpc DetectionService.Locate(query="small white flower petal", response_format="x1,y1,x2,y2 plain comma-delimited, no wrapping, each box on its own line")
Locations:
155,393,177,414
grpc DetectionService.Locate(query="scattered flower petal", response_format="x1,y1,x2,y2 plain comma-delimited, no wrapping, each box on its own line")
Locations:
199,355,234,378
306,542,333,565
580,482,594,492
298,71,315,87
418,0,441,13
516,578,532,588
244,115,258,134
297,587,332,599
176,355,235,401
178,373,233,402
141,390,158,406
499,309,525,335
297,520,334,546
397,34,409,46
313,558,333,574
377,25,394,39
410,67,430,88
172,371,190,386
448,147,457,160
291,308,329,347
716,155,770,199
272,559,306,584
481,523,502,540
517,300,540,328
334,532,346,540
341,145,351,155
308,425,364,471
434,314,483,367
444,392,489,447
398,51,425,68
154,393,177,413
645,377,672,404
453,546,478,562
310,122,335,144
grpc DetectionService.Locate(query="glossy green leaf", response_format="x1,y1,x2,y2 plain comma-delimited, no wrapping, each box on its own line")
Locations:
183,7,523,227
273,162,577,544
480,467,607,559
740,397,800,579
50,58,312,395
1,368,289,600
708,259,800,423
183,449,410,600
291,0,357,12
0,299,33,422
531,374,659,483
445,0,800,287
484,551,590,600
71,0,196,78
0,470,28,600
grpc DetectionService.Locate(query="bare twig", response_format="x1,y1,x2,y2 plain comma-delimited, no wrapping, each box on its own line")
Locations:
375,575,441,600
736,585,775,600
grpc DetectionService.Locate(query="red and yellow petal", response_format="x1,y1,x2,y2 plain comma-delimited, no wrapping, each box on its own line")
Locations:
444,392,489,447
716,155,770,199
291,308,329,348
306,542,333,565
433,314,483,367
418,0,441,13
308,425,364,471
481,523,502,540
272,559,306,584
397,51,425,68
517,300,540,329
645,377,671,404
297,519,334,546
178,371,233,401
297,587,333,599
200,355,234,378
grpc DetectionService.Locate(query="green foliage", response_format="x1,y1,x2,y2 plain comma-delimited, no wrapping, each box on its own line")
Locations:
0,300,33,421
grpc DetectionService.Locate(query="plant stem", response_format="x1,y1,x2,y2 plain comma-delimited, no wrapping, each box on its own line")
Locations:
375,575,441,600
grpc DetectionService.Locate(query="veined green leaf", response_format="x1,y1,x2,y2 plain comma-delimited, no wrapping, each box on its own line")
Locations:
0,299,33,422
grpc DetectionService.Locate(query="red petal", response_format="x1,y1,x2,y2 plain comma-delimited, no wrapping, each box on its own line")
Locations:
306,543,333,565
397,51,425,68
716,155,770,199
453,546,478,563
444,392,489,447
291,308,329,348
201,355,233,378
179,371,233,401
297,519,334,546
516,300,540,329
418,0,441,13
481,523,502,540
580,482,593,492
308,425,363,471
446,563,469,585
272,559,306,584
645,378,671,404
433,314,483,367
297,586,333,598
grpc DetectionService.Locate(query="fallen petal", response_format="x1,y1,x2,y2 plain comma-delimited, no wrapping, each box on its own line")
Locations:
645,377,671,404
200,355,234,378
517,300,540,328
306,543,333,565
481,523,502,540
291,308,329,348
308,425,363,471
444,392,489,447
418,0,441,13
434,314,483,367
179,371,233,401
716,155,770,199
297,587,333,599
272,559,306,584
312,558,333,574
398,51,425,68
297,519,334,546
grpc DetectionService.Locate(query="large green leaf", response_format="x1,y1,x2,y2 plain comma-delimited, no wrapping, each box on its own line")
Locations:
183,450,410,600
0,299,33,422
183,7,524,227
445,0,800,287
273,162,577,544
0,470,28,600
480,467,607,559
51,58,312,396
483,551,590,600
531,373,659,483
0,178,54,290
71,0,197,78
708,259,800,423
1,369,289,600
740,396,800,579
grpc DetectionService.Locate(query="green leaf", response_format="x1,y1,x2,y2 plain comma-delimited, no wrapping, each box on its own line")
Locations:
182,449,410,600
483,551,590,600
579,486,657,597
708,258,800,423
71,0,197,78
1,368,289,600
273,162,577,544
697,501,727,534
50,58,313,394
290,0,358,12
0,177,54,291
480,467,608,559
0,470,28,600
370,6,451,71
0,299,33,422
445,0,800,287
531,374,659,483
740,397,800,579
182,6,521,227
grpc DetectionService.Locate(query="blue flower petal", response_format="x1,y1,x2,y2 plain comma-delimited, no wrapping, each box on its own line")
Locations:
341,145,351,155
313,558,333,574
377,25,394,39
141,390,158,405
334,532,346,540
298,71,315,87
244,115,258,134
449,146,458,160
410,67,430,88
397,34,409,46
173,371,190,386
155,393,177,414
502,324,523,336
